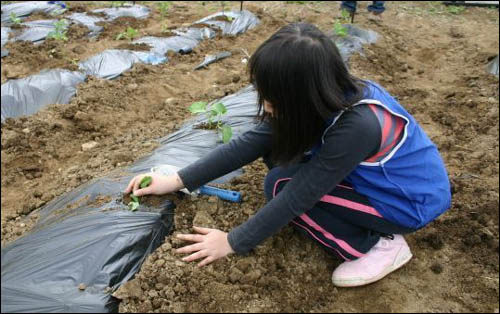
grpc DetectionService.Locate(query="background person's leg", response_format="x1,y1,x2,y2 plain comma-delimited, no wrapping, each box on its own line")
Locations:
368,1,385,14
341,1,357,13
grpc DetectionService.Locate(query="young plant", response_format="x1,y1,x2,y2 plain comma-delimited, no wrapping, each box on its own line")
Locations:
128,176,152,211
116,27,139,41
189,101,233,143
334,21,348,37
47,19,68,41
340,8,352,23
157,1,171,18
9,12,21,25
333,9,351,37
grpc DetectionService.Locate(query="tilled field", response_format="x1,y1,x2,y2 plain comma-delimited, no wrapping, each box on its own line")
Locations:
1,1,499,312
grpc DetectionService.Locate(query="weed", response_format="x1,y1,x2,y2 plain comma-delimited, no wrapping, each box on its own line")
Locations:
189,101,233,143
9,12,21,25
116,27,139,41
47,19,68,41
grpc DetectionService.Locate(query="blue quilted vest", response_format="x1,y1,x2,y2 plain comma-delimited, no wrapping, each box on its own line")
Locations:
313,81,451,229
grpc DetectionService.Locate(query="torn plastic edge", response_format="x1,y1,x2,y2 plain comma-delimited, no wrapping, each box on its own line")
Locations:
194,51,232,70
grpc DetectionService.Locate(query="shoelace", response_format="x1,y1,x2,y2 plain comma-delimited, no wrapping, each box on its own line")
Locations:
382,234,395,240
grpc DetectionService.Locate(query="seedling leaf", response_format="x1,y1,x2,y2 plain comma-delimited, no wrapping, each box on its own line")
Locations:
10,12,21,24
334,21,348,37
189,101,208,114
140,176,152,189
130,194,139,203
222,125,232,143
128,201,139,211
213,102,227,115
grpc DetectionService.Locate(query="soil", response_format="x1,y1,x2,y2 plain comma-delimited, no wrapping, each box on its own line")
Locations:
1,1,499,313
194,121,220,130
213,15,235,23
115,42,152,51
122,193,182,210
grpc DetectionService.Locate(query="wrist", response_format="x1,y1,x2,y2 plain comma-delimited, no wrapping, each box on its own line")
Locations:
173,172,185,190
225,232,235,254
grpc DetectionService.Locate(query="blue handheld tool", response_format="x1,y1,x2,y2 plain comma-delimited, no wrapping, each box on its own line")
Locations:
198,185,242,203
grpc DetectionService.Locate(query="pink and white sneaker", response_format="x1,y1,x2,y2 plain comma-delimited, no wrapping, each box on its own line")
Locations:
331,235,413,287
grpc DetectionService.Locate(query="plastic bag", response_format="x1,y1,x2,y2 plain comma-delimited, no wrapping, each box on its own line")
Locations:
1,175,175,313
1,69,86,121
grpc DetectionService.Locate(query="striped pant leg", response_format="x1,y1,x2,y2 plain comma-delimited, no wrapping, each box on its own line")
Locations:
265,166,414,261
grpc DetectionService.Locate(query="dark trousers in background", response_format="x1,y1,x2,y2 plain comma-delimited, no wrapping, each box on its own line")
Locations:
341,1,386,14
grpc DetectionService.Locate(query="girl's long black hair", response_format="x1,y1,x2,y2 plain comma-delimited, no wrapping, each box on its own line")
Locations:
249,23,365,165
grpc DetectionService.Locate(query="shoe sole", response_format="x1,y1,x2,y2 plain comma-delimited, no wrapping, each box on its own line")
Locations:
332,251,413,288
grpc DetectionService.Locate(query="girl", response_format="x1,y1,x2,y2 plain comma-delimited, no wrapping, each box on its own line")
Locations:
125,23,451,287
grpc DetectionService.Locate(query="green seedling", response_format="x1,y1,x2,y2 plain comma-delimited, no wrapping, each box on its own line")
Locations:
157,1,171,18
334,21,348,37
189,101,233,143
47,19,68,41
10,12,21,25
128,176,152,211
333,9,350,37
116,27,139,41
340,9,351,23
447,5,465,15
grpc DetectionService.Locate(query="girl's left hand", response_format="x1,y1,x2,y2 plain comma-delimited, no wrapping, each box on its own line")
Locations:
175,226,234,267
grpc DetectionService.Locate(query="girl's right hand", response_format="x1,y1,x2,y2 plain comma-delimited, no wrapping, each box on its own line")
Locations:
124,172,185,197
